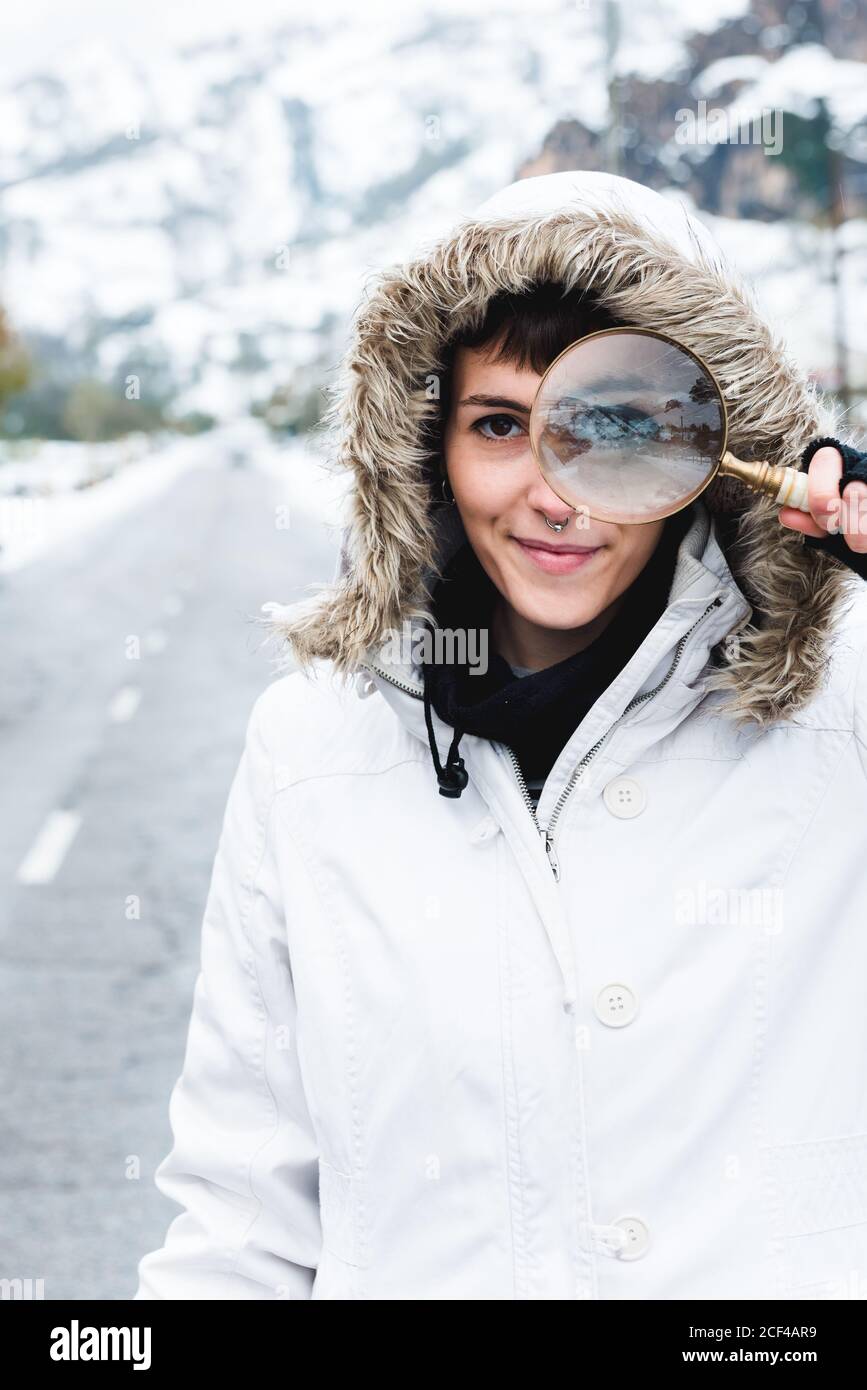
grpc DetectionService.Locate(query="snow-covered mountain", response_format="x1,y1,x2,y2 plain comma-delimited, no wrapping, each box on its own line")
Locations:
0,0,864,432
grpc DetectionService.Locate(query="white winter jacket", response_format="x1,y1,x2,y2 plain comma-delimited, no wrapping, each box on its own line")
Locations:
135,172,867,1301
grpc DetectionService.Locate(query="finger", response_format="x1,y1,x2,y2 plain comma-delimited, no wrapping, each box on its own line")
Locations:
840,480,867,554
806,445,844,533
778,504,827,538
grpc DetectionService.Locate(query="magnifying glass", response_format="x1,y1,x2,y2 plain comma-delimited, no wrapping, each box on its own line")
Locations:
528,326,812,525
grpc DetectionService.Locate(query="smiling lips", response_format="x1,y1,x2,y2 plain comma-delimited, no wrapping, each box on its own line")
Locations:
511,535,603,575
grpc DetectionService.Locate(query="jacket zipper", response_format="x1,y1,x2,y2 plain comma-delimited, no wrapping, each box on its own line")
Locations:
500,746,562,879
361,594,722,883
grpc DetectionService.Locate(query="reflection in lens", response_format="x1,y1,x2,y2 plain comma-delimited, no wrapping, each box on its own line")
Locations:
530,331,726,524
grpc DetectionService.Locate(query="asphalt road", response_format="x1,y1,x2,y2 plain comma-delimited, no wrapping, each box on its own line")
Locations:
0,445,338,1299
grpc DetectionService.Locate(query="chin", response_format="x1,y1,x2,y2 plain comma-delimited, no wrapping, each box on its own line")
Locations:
509,588,606,632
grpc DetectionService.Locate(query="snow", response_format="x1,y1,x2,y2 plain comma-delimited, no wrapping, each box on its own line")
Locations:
702,211,867,428
692,55,771,95
698,43,867,130
0,1,864,454
0,421,342,573
0,434,197,572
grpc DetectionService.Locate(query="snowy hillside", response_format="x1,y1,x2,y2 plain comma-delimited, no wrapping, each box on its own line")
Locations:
0,0,864,430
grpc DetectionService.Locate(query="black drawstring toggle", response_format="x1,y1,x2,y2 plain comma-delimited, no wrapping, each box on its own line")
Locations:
422,665,469,799
437,753,469,798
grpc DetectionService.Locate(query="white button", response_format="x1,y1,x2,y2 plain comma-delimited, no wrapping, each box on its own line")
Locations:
469,814,500,845
595,982,639,1027
602,775,646,818
611,1214,651,1260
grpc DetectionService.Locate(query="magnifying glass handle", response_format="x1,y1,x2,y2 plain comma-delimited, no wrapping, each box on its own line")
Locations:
720,452,811,513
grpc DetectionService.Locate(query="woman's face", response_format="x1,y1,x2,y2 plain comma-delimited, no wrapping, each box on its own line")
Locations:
443,339,666,637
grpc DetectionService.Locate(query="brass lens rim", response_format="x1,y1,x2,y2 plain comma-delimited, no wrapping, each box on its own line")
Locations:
527,324,731,524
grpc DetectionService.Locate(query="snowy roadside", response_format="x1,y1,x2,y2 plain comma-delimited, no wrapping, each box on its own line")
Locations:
0,420,346,575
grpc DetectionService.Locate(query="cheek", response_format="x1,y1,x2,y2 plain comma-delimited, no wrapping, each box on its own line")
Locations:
619,526,666,582
448,445,522,521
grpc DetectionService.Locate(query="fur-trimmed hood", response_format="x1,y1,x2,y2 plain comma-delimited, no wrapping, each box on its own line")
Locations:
262,169,860,726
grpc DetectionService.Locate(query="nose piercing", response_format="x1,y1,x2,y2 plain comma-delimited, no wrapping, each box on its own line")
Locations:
544,515,569,532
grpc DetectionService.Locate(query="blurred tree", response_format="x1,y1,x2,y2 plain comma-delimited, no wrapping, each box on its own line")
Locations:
603,1,622,176
776,104,833,207
0,307,32,421
62,379,167,442
166,409,216,435
252,369,328,436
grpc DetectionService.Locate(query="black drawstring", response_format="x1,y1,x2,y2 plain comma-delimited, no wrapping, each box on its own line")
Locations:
422,665,469,798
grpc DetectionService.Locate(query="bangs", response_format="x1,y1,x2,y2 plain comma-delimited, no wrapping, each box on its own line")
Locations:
426,283,624,472
448,281,622,376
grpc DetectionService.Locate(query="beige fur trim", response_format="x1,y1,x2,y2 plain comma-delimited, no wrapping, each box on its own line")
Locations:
259,202,856,726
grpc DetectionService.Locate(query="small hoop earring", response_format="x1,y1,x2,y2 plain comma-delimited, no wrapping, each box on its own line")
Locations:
441,474,456,505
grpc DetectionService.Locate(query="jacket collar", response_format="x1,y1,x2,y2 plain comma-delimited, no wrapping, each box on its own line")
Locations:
359,499,753,778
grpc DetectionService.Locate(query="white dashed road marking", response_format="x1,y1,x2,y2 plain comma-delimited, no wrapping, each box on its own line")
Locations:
108,685,142,723
16,809,82,885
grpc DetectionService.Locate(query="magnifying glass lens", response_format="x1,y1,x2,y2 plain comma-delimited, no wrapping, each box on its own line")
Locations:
530,331,726,524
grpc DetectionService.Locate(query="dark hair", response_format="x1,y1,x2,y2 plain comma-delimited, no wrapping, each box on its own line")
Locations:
428,281,622,478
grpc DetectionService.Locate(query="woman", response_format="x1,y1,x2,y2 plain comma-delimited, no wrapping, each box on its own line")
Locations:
135,170,867,1301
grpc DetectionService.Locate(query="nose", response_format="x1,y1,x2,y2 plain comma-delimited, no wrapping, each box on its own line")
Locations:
526,469,575,526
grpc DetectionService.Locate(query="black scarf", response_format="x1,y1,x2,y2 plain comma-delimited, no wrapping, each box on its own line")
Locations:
420,509,693,798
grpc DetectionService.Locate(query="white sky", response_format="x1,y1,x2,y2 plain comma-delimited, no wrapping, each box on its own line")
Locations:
0,0,296,77
0,0,750,82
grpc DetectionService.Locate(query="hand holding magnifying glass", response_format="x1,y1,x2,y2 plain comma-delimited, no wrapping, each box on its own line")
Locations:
528,327,867,561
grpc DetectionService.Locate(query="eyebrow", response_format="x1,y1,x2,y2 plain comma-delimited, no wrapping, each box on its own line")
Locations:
457,394,532,413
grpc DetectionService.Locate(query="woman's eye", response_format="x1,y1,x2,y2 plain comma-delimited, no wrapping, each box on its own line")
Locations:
473,413,526,441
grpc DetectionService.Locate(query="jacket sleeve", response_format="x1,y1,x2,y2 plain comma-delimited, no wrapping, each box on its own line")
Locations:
799,435,867,581
801,527,867,580
134,690,321,1299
